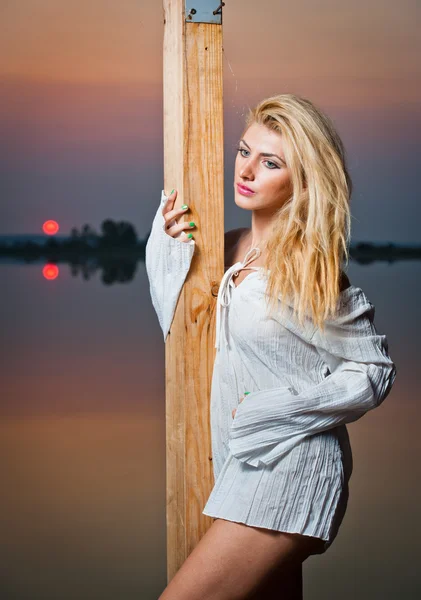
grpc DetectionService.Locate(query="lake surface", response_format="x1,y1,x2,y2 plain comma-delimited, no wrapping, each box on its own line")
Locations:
0,257,419,599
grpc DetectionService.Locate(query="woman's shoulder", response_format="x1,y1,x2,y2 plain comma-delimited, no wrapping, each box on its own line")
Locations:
225,227,250,246
339,271,351,293
224,227,250,267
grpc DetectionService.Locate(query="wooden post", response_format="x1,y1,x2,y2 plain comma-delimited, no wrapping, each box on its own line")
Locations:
162,0,224,582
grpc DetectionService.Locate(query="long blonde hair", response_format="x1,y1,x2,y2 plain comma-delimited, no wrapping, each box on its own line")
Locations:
242,93,353,333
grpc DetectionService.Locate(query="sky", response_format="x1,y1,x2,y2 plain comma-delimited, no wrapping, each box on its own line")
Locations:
0,0,420,240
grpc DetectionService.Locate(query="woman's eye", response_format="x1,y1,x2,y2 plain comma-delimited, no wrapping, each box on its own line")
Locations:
236,147,248,158
265,160,278,169
236,147,279,169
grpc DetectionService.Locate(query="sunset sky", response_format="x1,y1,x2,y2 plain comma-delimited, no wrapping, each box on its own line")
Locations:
1,0,419,241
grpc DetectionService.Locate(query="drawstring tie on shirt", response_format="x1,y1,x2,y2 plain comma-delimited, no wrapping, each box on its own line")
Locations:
215,247,261,350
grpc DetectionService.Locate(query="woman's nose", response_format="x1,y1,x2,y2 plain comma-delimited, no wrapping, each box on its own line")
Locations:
239,164,254,179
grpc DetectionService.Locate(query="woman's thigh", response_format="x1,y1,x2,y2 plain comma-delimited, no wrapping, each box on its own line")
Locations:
158,517,325,600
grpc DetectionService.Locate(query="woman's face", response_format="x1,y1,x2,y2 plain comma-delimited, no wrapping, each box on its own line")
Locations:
234,122,293,214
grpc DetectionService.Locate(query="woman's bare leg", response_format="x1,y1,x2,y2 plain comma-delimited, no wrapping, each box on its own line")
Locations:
158,517,325,600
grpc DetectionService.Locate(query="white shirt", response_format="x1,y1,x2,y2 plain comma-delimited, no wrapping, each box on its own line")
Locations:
145,190,397,552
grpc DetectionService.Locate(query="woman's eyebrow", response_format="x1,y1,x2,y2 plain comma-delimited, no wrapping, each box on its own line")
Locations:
239,139,286,164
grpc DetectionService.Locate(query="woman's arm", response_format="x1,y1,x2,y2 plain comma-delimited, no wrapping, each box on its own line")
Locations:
145,190,196,340
228,287,397,468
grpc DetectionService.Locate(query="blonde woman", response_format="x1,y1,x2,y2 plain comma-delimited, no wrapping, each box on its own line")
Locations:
146,93,397,599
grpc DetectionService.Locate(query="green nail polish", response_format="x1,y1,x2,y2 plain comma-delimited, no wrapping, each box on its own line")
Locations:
187,233,193,239
189,221,195,227
170,188,175,195
244,391,250,395
181,204,188,210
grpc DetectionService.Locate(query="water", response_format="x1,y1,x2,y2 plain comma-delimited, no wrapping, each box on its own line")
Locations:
0,257,418,599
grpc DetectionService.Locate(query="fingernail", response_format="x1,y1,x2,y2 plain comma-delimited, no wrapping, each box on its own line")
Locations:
187,233,193,239
170,189,175,195
189,221,195,227
244,391,250,395
181,204,188,210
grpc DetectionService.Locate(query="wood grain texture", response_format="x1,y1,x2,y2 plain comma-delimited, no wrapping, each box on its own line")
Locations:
162,0,224,582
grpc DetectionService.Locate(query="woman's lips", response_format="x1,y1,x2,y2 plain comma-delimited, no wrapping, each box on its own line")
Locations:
237,183,255,196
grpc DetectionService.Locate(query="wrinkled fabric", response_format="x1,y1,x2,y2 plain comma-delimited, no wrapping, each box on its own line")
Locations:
145,191,397,553
145,190,195,340
228,293,396,468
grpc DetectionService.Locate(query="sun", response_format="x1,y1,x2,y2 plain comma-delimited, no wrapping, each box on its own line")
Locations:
43,220,59,235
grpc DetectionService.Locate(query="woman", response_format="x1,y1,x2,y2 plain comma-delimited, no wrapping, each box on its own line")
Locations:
145,93,397,599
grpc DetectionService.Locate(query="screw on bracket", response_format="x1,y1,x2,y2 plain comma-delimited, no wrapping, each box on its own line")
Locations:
187,7,197,20
213,2,225,15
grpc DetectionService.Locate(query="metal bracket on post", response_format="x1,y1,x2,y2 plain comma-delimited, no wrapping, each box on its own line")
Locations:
185,1,224,24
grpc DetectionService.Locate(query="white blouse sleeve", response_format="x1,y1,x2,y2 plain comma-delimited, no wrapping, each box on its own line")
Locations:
228,287,397,468
145,190,196,341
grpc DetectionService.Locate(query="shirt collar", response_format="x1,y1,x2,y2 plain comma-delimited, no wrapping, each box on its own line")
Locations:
215,247,261,350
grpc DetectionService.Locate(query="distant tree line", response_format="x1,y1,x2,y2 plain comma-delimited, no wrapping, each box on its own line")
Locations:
68,220,138,247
